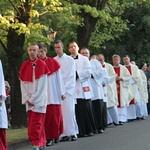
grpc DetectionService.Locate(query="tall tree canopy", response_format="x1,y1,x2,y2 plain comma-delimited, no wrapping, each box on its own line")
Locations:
0,0,150,127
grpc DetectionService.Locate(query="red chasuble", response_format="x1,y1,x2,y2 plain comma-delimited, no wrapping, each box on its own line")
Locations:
43,57,61,75
19,58,49,82
125,65,135,104
114,67,121,108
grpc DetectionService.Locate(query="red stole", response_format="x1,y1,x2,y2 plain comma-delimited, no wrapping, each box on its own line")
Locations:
125,65,135,104
19,58,49,82
43,57,61,76
114,67,121,108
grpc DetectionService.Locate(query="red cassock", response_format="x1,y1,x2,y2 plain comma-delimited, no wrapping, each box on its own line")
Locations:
19,58,49,147
0,129,8,150
43,57,64,140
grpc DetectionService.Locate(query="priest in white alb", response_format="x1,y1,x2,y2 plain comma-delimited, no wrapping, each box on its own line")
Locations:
123,55,141,121
69,42,97,137
112,54,132,125
138,63,148,119
80,48,105,133
97,54,119,125
54,40,78,141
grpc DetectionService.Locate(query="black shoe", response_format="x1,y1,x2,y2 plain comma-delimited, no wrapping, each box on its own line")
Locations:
88,132,94,136
108,123,113,126
93,130,98,134
46,140,53,146
119,121,124,125
71,135,77,141
39,145,46,150
98,129,104,134
78,134,86,138
59,136,70,142
136,117,140,120
113,122,119,126
54,138,59,143
141,116,145,120
128,119,134,122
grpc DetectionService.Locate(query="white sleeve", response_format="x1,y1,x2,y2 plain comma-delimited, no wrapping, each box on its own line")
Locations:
78,58,91,83
28,75,47,106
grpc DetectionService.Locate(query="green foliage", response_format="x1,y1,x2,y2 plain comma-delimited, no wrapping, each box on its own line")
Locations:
89,1,132,52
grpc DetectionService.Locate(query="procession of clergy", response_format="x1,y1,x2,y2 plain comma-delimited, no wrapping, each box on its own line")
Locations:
0,40,149,150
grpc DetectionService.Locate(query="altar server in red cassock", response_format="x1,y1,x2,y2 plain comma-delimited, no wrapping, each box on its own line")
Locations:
38,42,66,146
19,43,49,150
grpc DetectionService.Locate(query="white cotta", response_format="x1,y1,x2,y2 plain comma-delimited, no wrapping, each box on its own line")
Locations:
74,54,94,99
90,59,104,100
0,60,8,128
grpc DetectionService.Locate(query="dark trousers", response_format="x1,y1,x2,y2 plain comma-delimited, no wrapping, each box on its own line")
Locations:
75,99,97,136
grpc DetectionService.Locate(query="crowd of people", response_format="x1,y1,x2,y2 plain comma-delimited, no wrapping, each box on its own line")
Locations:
0,40,150,150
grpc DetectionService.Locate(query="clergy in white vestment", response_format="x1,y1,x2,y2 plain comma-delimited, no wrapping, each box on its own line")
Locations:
38,42,66,146
80,48,106,133
19,43,49,150
0,60,8,150
123,55,141,121
138,63,149,119
97,54,119,125
101,67,110,128
112,54,132,125
54,40,78,141
69,42,97,137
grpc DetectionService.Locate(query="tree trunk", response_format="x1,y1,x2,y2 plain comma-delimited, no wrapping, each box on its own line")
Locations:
6,29,27,128
77,12,98,48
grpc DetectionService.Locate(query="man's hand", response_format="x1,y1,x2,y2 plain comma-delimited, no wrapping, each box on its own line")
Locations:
26,100,34,107
61,94,66,101
0,96,2,107
116,76,123,81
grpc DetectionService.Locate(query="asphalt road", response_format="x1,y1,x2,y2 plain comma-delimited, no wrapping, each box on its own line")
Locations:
9,116,150,150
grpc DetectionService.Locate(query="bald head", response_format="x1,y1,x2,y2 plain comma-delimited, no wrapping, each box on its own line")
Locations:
80,47,90,58
97,54,105,65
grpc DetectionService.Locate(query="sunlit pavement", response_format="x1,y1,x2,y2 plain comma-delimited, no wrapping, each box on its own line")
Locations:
9,115,150,150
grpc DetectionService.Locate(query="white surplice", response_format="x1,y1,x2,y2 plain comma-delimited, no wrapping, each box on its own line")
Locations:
74,54,93,100
102,62,119,125
47,69,66,105
90,59,104,100
102,67,110,103
54,53,78,136
0,60,8,128
20,74,48,113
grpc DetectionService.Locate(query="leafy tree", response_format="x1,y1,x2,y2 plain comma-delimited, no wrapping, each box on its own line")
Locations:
0,0,62,127
102,0,150,65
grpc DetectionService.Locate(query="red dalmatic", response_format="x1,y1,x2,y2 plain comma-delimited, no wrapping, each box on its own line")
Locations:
114,67,121,108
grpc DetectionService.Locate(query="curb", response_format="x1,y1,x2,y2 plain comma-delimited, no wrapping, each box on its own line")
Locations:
8,140,30,150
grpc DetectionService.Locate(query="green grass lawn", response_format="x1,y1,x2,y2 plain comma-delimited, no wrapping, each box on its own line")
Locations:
6,128,28,144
